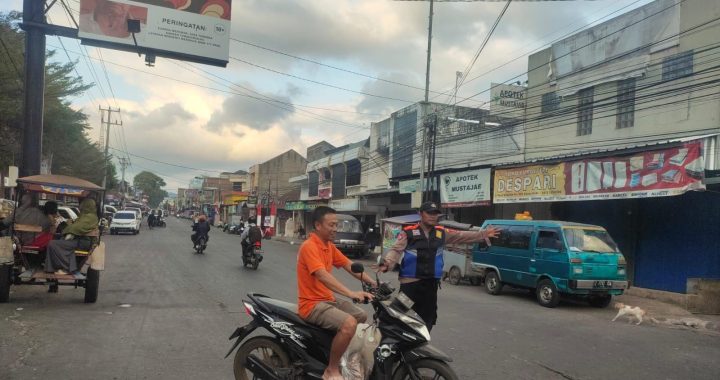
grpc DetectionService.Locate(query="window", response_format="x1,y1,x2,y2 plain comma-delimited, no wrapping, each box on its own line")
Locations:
308,171,319,197
662,51,693,81
332,164,346,198
616,78,636,129
563,228,619,253
541,92,560,114
536,230,562,250
232,182,243,192
577,87,594,136
490,225,533,250
346,159,361,187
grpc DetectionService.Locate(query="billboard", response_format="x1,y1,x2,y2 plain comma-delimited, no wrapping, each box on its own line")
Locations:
494,141,705,203
78,0,231,66
440,168,491,208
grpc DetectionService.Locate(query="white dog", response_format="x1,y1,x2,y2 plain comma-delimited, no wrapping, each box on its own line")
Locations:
612,302,647,325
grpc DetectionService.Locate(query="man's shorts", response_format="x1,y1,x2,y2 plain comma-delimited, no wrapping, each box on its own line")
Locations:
305,299,367,331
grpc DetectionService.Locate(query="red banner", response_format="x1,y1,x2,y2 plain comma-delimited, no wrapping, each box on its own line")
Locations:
563,141,704,201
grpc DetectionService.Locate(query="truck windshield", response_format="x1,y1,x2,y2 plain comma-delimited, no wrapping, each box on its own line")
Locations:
563,228,619,253
337,217,362,233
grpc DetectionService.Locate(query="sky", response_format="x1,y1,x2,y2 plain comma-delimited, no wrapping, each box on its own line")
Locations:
1,0,655,191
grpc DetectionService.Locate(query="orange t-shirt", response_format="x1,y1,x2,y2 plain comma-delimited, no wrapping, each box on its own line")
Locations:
297,233,351,318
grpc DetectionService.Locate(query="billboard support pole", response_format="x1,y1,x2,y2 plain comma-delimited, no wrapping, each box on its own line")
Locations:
20,0,47,177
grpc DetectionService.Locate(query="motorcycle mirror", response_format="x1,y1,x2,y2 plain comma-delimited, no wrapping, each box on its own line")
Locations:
351,263,364,274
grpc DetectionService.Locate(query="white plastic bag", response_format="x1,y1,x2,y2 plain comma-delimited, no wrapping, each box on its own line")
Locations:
341,323,381,380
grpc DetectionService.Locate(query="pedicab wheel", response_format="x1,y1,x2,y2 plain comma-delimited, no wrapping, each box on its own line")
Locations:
588,294,612,308
84,268,100,303
484,271,503,295
0,264,12,303
536,279,560,308
233,336,290,380
448,266,461,286
392,359,459,380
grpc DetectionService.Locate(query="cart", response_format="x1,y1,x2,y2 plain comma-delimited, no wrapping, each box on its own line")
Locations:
0,174,106,303
440,221,482,286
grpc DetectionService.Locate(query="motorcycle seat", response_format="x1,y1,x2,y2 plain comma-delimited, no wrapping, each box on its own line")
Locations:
257,297,308,326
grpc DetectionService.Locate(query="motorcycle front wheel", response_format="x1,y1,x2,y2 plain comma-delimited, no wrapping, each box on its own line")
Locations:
393,359,459,380
233,336,291,380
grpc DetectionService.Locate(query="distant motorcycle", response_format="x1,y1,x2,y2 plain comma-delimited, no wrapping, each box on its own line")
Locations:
195,235,207,254
242,241,263,270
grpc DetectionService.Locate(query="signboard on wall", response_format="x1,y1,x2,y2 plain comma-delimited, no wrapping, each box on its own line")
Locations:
489,83,526,119
329,198,359,212
78,0,231,66
493,141,705,203
440,168,491,208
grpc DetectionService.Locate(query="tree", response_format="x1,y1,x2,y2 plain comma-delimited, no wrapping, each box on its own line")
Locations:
0,11,118,188
133,171,167,207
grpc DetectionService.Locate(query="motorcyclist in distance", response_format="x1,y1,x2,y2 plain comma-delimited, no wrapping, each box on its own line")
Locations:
239,216,263,259
191,214,211,248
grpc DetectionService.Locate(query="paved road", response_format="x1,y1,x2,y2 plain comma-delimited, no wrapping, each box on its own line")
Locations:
1,217,719,379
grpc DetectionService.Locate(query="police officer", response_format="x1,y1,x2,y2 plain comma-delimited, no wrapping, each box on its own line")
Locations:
378,201,499,331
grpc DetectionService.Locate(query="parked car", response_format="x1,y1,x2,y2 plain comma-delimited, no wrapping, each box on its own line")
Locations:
57,206,79,222
333,214,368,258
109,211,141,235
103,205,118,222
124,207,143,226
472,219,628,308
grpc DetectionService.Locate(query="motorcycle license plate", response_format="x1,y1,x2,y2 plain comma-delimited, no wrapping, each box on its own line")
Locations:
254,250,263,255
593,280,613,289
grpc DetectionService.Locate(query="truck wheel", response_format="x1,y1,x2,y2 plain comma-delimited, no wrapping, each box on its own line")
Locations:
448,266,461,286
589,294,612,308
84,268,100,303
0,264,11,303
536,279,560,308
484,271,503,295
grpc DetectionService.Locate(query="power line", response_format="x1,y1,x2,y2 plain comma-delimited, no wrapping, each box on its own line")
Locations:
229,56,417,103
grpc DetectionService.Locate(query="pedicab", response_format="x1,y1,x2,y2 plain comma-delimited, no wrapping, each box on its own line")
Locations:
0,175,106,303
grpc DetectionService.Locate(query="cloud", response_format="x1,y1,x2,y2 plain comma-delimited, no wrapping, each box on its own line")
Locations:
125,103,196,130
205,84,296,133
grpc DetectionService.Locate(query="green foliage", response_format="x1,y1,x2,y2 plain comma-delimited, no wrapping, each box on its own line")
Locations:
133,171,167,207
0,11,117,189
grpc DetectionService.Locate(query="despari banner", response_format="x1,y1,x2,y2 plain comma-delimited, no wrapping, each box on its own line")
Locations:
493,141,705,203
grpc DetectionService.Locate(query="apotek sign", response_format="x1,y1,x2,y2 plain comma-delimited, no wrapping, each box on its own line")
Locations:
440,169,491,208
490,83,527,119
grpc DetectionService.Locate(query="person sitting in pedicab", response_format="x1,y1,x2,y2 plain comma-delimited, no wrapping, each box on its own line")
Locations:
14,193,52,246
45,198,99,276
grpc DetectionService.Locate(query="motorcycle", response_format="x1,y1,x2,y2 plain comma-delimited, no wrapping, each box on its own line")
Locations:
194,235,207,255
225,262,458,380
242,241,263,270
156,217,166,228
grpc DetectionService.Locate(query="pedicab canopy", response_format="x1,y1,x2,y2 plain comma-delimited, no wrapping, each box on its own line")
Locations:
16,175,104,197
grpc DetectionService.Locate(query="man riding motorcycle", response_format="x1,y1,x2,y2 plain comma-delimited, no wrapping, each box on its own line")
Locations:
297,206,376,380
191,214,211,248
239,217,263,261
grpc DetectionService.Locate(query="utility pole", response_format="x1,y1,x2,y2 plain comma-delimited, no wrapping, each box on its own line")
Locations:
20,0,46,177
99,106,122,189
417,0,434,206
118,157,129,195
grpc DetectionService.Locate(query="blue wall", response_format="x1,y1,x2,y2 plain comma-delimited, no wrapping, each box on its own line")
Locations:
633,192,720,293
555,192,720,293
